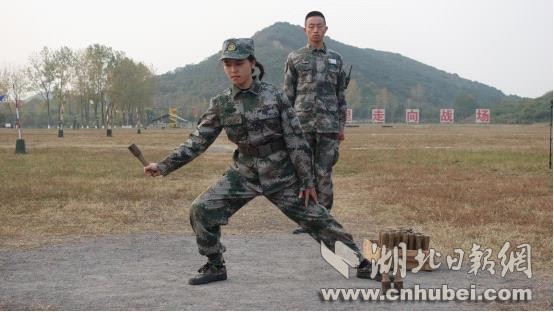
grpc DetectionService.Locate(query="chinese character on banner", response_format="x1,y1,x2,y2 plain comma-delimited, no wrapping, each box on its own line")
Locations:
346,108,353,123
440,109,455,123
372,108,385,123
405,109,420,123
475,109,490,123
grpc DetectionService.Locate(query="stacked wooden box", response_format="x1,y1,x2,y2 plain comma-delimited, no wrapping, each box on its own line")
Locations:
362,227,433,272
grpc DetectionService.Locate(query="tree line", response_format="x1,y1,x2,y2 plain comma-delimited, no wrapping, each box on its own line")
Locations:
0,44,157,129
345,80,492,122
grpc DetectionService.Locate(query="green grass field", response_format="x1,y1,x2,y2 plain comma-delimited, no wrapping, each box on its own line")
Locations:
0,124,551,275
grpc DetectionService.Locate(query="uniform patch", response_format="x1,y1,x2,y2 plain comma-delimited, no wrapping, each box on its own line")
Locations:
328,58,337,65
227,42,236,51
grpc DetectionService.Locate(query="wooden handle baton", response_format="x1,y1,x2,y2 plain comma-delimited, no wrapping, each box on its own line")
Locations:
128,143,149,166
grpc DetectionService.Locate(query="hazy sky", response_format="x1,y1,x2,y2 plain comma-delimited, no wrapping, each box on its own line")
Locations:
2,0,552,98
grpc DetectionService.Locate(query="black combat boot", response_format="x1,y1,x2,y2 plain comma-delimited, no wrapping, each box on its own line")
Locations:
356,258,382,281
189,255,227,285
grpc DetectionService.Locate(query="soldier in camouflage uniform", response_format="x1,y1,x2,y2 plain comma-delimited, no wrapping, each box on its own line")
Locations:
284,12,347,234
144,38,376,285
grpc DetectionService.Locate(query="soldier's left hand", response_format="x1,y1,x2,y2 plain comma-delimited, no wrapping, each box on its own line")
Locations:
299,187,318,207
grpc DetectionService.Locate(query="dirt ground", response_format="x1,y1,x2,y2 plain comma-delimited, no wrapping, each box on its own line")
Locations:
0,233,551,310
1,125,551,310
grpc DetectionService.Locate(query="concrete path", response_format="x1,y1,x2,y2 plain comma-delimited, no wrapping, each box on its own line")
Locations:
0,234,550,310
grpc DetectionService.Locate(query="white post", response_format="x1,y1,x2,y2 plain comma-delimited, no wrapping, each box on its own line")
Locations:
15,101,22,140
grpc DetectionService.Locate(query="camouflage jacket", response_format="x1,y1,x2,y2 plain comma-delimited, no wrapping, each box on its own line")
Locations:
284,43,347,134
157,80,314,194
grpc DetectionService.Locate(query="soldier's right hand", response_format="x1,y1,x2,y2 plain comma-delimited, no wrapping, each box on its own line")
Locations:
144,163,161,177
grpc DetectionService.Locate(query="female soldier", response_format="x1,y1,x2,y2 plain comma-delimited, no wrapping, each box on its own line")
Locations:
144,38,375,285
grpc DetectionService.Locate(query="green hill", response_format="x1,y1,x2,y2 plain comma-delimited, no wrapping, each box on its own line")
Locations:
494,91,552,123
157,22,517,122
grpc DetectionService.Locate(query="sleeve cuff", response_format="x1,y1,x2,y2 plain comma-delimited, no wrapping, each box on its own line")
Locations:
302,177,314,189
157,162,172,176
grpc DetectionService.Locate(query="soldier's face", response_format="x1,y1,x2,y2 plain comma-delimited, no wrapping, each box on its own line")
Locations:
304,16,327,45
223,58,255,89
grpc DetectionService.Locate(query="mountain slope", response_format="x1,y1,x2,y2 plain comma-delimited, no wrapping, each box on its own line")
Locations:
157,22,512,121
494,91,552,123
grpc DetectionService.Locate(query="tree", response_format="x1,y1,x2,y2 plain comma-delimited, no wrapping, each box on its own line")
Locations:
345,79,363,119
85,44,119,128
108,57,156,128
0,68,12,124
409,83,425,108
375,87,392,121
0,68,9,102
73,50,93,128
27,47,56,129
7,67,29,108
52,47,75,136
3,66,29,136
454,92,478,122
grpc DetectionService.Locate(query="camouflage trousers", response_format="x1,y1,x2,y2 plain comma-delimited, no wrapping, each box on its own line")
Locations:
304,133,340,211
189,169,360,258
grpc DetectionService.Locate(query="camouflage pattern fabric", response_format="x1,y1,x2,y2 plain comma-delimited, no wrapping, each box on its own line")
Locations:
190,168,361,257
156,78,362,260
157,80,313,193
219,38,255,60
283,43,348,134
284,43,347,211
304,132,339,211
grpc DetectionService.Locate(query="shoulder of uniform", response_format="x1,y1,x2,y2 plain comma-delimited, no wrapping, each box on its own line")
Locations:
286,50,295,59
288,46,309,59
211,88,232,104
259,82,285,98
298,45,311,52
221,87,233,97
327,49,343,60
259,81,279,93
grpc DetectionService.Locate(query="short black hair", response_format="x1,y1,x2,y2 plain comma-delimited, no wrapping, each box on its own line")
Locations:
305,11,326,23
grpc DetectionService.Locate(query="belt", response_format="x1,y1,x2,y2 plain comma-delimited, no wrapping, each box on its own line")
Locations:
238,140,286,157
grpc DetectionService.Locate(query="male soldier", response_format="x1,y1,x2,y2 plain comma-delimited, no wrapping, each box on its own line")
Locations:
144,38,377,285
284,11,348,234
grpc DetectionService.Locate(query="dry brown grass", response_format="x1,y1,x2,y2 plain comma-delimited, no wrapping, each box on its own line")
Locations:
0,124,551,275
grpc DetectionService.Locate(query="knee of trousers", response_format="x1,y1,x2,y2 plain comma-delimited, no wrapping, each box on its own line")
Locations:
190,198,228,229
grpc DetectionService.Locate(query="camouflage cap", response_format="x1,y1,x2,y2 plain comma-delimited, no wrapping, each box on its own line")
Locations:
219,38,255,60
